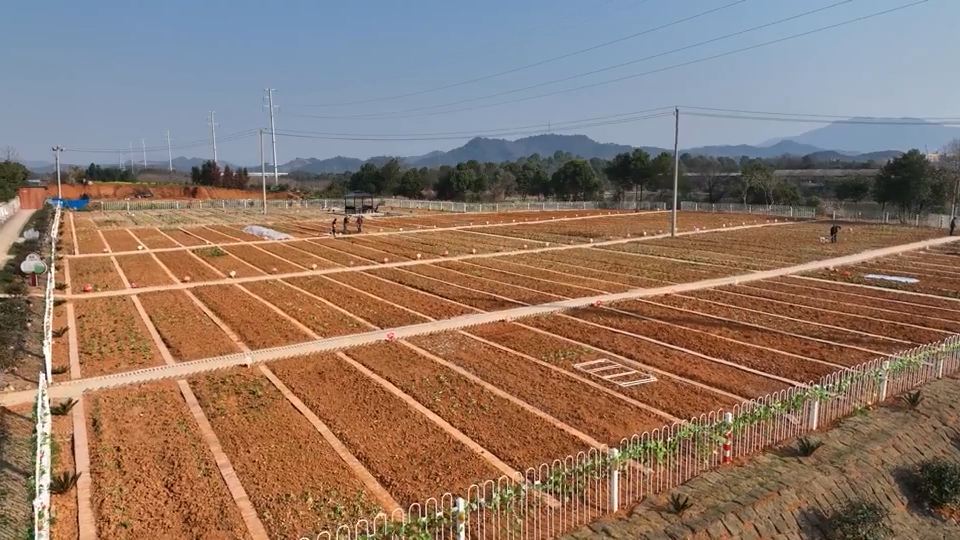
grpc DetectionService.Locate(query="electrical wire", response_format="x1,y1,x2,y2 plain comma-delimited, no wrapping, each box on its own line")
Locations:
680,106,960,121
63,130,259,154
682,111,960,126
290,0,923,121
294,0,747,108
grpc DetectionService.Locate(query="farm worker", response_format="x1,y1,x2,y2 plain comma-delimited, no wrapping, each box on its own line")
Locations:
342,215,350,234
331,218,337,237
356,215,363,234
829,224,841,244
950,217,956,236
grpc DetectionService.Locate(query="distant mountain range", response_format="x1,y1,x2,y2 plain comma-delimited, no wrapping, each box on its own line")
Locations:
23,117,958,175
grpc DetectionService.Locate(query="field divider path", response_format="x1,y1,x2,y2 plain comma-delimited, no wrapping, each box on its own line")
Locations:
247,243,309,270
315,275,436,322
670,294,912,348
154,227,187,248
470,258,629,293
68,212,79,256
94,229,112,253
779,276,960,316
8,234,959,406
278,241,344,268
66,210,670,258
55,221,788,299
121,228,143,249
218,248,268,276
279,280,378,329
456,260,612,295
788,275,960,306
417,264,568,302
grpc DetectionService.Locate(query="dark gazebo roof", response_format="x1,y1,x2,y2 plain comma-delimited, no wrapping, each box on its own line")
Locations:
344,192,373,199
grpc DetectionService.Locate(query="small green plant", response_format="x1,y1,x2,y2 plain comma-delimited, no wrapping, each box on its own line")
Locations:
915,459,960,509
899,390,923,409
797,437,824,457
54,282,67,291
51,366,69,375
199,247,227,257
667,493,693,516
52,326,69,338
53,299,66,307
50,471,81,495
51,398,78,416
828,500,892,540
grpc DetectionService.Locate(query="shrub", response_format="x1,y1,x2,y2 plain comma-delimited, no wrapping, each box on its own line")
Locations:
50,471,81,495
915,459,960,508
899,390,923,409
51,398,78,416
797,437,824,457
828,500,892,540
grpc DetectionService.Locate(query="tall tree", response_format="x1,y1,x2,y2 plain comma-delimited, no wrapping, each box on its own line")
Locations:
349,162,381,194
378,158,403,195
649,151,674,202
0,160,29,200
833,176,872,211
874,149,936,218
1,146,18,162
396,168,427,199
939,139,960,216
551,159,600,201
738,161,774,205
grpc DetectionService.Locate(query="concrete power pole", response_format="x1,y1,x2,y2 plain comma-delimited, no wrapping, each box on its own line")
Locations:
207,111,219,164
118,152,124,171
51,146,64,199
670,107,680,237
129,142,135,172
260,129,267,215
264,89,280,186
141,139,147,169
165,131,173,172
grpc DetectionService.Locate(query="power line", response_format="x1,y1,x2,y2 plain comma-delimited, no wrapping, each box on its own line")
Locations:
295,0,747,108
680,106,960,121
63,129,259,154
291,0,919,121
682,111,960,126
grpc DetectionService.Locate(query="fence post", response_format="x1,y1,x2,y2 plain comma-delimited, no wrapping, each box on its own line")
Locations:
721,412,733,464
455,497,466,540
807,397,820,431
608,448,620,512
878,361,891,402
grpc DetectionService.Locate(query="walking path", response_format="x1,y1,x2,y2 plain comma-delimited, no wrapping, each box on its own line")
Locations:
2,234,957,407
0,210,35,263
560,374,960,540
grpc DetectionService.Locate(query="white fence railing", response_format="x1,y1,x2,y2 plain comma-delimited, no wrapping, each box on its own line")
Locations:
0,196,20,225
33,201,60,540
680,201,817,219
308,335,960,540
825,206,953,229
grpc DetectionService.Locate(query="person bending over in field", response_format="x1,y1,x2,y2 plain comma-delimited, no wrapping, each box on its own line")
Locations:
829,224,841,243
950,217,956,236
342,215,350,234
356,215,363,234
331,218,338,238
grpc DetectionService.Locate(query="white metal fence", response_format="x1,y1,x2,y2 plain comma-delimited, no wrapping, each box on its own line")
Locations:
0,196,20,225
680,201,817,219
825,206,953,229
306,335,960,540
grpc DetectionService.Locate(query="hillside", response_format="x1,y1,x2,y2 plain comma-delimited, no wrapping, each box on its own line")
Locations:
762,118,960,153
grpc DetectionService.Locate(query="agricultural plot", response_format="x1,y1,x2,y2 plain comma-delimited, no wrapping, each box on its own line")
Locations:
126,228,179,249
68,257,125,291
100,229,142,252
153,250,222,282
138,291,241,361
73,296,166,376
114,254,175,288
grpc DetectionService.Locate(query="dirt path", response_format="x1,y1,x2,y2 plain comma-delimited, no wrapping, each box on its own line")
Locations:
560,374,960,540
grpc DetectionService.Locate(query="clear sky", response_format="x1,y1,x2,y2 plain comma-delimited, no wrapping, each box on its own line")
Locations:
1,0,955,165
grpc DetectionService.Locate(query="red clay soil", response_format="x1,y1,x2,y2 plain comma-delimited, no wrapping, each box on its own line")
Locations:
806,264,960,301
74,228,107,255
192,247,262,278
436,260,602,298
780,277,960,314
344,342,589,469
256,242,340,270
468,258,631,293
138,291,241,361
49,183,294,200
241,280,369,337
557,249,732,284
157,228,206,247
59,222,76,255
508,253,663,289
729,284,960,336
191,285,312,349
410,332,665,443
349,236,446,259
368,267,523,312
69,257,125,292
325,272,475,320
613,300,873,369
286,276,427,328
114,254,176,288
523,314,787,399
100,229,142,252
50,413,78,540
606,242,772,271
466,322,734,420
127,228,179,249
271,353,499,505
181,227,238,245
688,289,945,346
222,245,302,274
51,304,71,381
153,250,222,282
323,238,409,263
206,225,261,242
189,369,380,538
404,265,560,305
288,240,367,267
650,294,905,355
73,296,166,376
568,306,837,382
86,381,251,540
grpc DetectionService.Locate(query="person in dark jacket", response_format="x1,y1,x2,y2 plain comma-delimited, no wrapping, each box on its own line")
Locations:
950,217,956,236
830,224,841,243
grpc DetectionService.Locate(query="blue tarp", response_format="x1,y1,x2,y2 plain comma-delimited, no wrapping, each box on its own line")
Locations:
47,198,90,210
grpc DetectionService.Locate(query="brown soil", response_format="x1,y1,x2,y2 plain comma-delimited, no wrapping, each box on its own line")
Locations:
59,220,76,255
287,241,364,266
52,303,71,381
349,236,447,259
323,238,408,263
807,263,960,301
189,369,379,538
126,228,179,249
191,285,311,348
410,332,665,443
74,229,107,255
256,243,339,269
689,289,943,347
0,405,34,540
241,281,368,337
74,296,165,376
438,260,602,298
153,250,222,282
114,254,175,288
138,291,241,361
523,315,786,398
222,245,302,274
780,277,960,313
559,249,731,283
325,272,476,320
49,183,294,201
86,381,251,539
206,225,261,242
50,413,78,540
99,230,141,252
368,268,523,312
344,342,589,469
468,258,631,293
405,265,561,305
466,322,735,419
607,242,771,271
615,300,873,369
651,294,905,354
286,276,427,328
158,229,206,247
69,257,125,292
271,354,499,505
509,253,664,288
182,227,239,244
192,248,261,278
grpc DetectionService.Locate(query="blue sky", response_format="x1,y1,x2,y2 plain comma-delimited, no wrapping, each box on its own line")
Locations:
1,0,955,164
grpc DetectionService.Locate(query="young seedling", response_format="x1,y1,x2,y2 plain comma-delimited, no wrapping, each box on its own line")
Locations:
52,326,69,338
667,493,693,516
797,437,824,457
51,366,69,375
899,390,923,409
50,471,81,495
51,398,78,416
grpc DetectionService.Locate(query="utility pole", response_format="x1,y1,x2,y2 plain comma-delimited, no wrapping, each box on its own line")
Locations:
51,146,64,199
129,142,135,172
141,139,147,168
670,107,680,237
118,152,124,171
264,88,279,186
260,128,267,215
207,111,219,164
165,131,173,172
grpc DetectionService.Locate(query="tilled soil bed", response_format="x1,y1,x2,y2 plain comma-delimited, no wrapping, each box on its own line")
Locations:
138,291,241,360
114,254,175,288
404,265,561,305
74,228,108,255
153,250,222,282
74,296,166,376
467,258,631,293
287,276,428,328
256,242,340,269
193,247,263,278
779,276,960,314
158,228,207,247
437,261,602,298
223,244,302,274
100,229,142,252
368,268,523,312
289,240,368,266
507,253,664,289
50,413,78,540
127,228,179,249
325,272,476,320
242,280,369,337
191,285,312,348
68,257,126,292
86,381,251,539
181,226,240,244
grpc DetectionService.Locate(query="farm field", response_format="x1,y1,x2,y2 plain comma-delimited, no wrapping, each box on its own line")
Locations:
34,210,960,539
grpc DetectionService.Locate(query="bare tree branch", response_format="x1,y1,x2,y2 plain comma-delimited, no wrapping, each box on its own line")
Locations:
1,145,19,162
